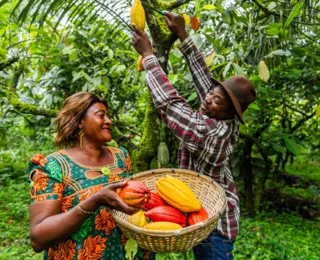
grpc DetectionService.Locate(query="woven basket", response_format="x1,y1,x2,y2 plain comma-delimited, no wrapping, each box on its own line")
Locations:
111,168,227,253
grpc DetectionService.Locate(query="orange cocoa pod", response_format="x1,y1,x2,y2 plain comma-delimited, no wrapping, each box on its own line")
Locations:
145,205,187,227
143,221,182,231
187,207,208,226
118,180,151,207
142,192,167,211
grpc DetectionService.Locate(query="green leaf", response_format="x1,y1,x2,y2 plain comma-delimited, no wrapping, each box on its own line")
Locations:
232,165,240,177
223,61,232,78
107,139,118,147
232,63,245,76
316,105,320,117
168,74,179,84
202,4,216,10
125,237,138,260
187,92,197,102
283,136,301,155
69,49,78,62
265,49,291,58
248,103,260,110
267,2,277,11
284,1,303,28
72,71,83,82
108,49,114,59
192,34,203,49
271,143,286,153
266,23,282,36
155,253,168,260
116,64,126,73
205,51,215,67
0,47,7,58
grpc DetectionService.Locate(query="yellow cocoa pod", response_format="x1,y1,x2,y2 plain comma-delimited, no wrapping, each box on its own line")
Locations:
128,210,147,227
156,175,201,212
130,0,146,31
143,221,182,231
137,55,144,72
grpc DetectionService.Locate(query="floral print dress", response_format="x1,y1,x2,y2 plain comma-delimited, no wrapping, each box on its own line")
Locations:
28,146,150,260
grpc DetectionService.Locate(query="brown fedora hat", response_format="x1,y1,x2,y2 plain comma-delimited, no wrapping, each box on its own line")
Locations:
211,76,256,124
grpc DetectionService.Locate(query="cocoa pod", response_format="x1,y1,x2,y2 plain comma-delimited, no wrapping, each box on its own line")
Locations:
144,205,187,227
187,207,209,226
143,221,182,231
118,180,151,207
142,191,167,211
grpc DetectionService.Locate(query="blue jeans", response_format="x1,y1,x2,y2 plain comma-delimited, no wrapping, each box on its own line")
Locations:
193,232,234,260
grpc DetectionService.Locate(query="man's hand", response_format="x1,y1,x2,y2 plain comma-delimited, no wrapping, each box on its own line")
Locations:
131,24,154,57
164,12,189,42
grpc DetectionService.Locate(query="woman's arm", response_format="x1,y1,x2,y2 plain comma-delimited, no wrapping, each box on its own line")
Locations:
29,181,136,252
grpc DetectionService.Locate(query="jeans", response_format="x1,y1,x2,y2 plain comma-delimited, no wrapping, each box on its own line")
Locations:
193,232,235,260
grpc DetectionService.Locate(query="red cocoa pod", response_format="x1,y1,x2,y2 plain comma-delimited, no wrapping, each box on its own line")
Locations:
118,180,151,207
142,191,167,211
144,205,187,227
187,207,209,226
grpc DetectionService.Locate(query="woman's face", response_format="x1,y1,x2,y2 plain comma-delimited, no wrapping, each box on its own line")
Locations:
80,102,112,145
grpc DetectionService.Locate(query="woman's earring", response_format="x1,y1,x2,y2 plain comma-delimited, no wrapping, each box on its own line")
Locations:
79,130,84,149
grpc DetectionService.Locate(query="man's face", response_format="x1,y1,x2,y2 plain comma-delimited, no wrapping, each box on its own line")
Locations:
199,86,234,119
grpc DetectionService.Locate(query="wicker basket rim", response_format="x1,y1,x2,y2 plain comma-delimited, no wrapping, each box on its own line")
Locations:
111,168,228,236
127,168,225,191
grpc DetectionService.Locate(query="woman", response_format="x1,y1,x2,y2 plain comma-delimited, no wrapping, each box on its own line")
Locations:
28,92,150,259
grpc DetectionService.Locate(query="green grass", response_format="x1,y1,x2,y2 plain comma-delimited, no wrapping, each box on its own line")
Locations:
1,174,319,260
285,159,320,182
0,180,42,260
281,186,320,203
235,212,320,260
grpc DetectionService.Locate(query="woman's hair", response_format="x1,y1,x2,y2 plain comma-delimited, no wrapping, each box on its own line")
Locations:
54,92,108,147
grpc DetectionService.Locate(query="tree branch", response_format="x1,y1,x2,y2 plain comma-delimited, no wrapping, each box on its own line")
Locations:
167,0,191,10
153,0,191,10
285,103,308,117
3,109,32,124
0,57,19,71
291,111,316,133
10,98,57,117
239,132,271,167
292,23,317,42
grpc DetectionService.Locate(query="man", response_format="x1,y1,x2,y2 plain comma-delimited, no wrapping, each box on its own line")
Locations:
132,11,256,260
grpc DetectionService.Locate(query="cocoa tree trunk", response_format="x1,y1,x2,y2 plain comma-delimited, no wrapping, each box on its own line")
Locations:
242,140,255,217
134,0,191,171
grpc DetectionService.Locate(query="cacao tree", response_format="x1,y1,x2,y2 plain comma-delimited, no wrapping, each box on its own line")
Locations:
0,0,319,217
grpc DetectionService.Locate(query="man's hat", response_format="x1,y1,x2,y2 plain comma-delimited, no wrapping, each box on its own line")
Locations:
211,76,256,124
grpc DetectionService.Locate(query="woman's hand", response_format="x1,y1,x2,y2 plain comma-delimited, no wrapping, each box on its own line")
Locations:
164,11,188,41
131,24,154,57
93,181,139,215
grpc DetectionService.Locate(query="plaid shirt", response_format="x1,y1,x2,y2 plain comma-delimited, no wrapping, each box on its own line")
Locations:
143,37,240,240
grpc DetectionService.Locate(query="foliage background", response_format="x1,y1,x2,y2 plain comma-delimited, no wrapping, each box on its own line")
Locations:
0,0,319,259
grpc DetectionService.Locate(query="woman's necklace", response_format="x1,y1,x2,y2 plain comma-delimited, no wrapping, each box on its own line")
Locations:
86,148,112,176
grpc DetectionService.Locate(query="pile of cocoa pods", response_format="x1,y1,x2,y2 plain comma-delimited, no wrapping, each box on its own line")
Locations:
117,175,208,231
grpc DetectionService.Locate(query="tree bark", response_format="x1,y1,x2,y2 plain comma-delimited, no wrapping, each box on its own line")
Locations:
243,140,255,217
134,0,191,171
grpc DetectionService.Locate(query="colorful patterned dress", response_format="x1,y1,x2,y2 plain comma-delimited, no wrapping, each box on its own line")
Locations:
28,146,150,260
